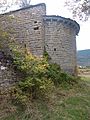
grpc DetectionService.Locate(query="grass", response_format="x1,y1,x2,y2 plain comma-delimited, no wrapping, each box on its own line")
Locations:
0,77,90,120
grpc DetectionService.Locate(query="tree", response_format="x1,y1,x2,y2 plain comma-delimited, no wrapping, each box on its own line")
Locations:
19,0,31,7
0,0,11,13
0,0,31,14
65,0,90,21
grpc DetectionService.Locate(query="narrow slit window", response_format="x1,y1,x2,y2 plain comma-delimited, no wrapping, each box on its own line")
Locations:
34,27,39,30
54,48,56,51
34,21,37,23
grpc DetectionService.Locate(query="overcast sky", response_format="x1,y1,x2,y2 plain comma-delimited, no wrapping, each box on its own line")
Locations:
30,0,90,51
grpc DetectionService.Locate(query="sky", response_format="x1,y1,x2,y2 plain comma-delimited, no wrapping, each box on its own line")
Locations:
0,0,90,50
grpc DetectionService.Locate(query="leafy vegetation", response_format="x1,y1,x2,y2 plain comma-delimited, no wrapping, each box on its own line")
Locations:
0,77,90,120
65,0,90,21
8,44,77,104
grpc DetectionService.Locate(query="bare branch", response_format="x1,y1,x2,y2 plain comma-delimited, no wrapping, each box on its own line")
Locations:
17,0,31,7
65,0,90,21
0,0,31,13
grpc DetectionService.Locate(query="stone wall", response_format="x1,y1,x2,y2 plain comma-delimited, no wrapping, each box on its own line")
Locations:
44,16,79,75
0,3,46,57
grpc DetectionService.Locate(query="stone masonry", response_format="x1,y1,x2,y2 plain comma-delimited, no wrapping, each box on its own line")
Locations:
0,3,80,88
44,15,79,74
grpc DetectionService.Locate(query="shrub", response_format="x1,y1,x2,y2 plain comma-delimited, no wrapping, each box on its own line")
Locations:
10,48,54,100
0,39,77,102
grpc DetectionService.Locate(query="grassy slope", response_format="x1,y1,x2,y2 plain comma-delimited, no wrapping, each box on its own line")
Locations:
0,77,90,120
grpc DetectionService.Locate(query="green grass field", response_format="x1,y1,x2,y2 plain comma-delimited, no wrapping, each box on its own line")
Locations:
0,77,90,120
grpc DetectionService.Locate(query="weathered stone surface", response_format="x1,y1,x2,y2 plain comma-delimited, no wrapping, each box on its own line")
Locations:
44,15,79,75
0,65,18,90
0,3,46,57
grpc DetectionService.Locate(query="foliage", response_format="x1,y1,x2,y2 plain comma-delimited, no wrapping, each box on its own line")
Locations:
19,0,31,7
65,0,90,21
7,44,77,104
1,77,90,120
9,47,54,101
43,51,51,60
0,0,31,14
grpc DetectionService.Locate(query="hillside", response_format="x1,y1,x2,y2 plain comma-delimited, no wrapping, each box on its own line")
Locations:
0,77,90,120
77,49,90,67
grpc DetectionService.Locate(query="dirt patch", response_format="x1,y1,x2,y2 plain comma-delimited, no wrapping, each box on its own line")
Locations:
79,68,90,77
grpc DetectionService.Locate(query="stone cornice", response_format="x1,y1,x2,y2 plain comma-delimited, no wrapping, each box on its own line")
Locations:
43,15,80,35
